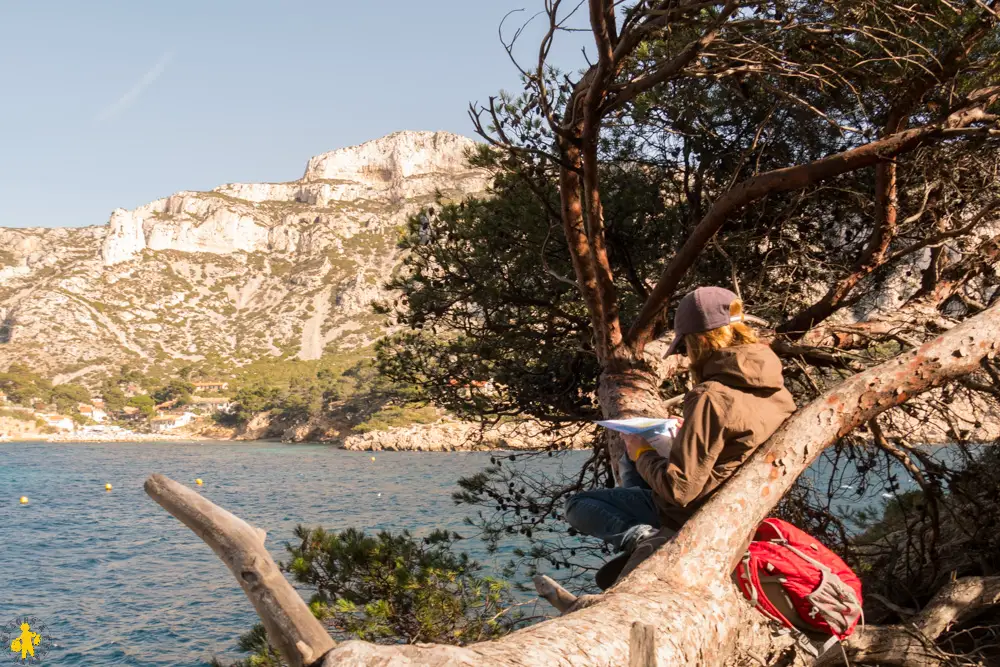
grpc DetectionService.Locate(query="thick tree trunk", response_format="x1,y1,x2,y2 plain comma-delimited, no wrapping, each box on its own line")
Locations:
148,302,1000,667
597,361,667,467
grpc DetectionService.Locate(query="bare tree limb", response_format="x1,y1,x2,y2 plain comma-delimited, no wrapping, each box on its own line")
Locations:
887,197,1000,265
144,474,336,667
817,576,1000,666
775,2,1000,339
602,1,741,115
533,574,580,613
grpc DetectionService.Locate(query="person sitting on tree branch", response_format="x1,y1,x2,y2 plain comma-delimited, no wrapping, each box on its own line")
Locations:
565,287,796,588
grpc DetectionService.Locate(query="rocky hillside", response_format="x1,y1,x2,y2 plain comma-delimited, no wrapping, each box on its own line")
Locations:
0,131,488,383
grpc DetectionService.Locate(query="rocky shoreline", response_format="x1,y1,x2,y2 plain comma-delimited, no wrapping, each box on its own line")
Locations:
36,432,214,443
3,418,595,451
339,419,594,452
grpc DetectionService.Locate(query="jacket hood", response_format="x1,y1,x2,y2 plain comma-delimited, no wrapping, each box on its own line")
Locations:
701,343,786,391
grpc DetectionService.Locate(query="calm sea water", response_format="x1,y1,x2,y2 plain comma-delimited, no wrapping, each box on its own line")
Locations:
0,440,938,666
0,442,589,666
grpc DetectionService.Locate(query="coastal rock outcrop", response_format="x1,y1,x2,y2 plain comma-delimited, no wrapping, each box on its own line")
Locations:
340,420,594,452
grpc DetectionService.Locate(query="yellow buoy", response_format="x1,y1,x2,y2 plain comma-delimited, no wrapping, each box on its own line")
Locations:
19,496,28,505
370,456,376,462
195,478,203,486
105,483,113,491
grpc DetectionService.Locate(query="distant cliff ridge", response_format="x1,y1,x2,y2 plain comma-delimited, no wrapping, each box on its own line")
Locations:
0,131,488,379
304,130,480,183
102,131,486,266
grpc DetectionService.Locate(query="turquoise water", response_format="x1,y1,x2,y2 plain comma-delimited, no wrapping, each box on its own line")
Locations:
0,442,588,666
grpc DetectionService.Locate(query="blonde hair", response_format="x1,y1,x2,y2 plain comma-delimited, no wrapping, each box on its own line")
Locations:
685,299,758,383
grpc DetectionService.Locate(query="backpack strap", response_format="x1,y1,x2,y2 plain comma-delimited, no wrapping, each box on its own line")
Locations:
800,635,841,659
736,553,792,628
763,519,789,543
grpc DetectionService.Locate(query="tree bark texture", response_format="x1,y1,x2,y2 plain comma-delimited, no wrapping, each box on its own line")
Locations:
557,144,611,362
149,302,1000,667
598,363,669,466
629,622,657,667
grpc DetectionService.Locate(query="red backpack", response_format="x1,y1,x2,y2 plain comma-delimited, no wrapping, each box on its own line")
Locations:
734,519,863,655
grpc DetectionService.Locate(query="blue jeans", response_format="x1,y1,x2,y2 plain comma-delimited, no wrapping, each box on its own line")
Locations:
618,453,651,491
564,455,659,550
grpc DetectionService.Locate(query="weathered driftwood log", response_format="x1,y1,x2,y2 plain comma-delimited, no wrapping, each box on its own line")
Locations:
144,474,336,667
147,301,1000,667
539,569,1000,666
532,574,579,613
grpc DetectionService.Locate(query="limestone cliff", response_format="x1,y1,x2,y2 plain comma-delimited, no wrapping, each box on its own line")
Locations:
101,131,486,265
0,131,488,379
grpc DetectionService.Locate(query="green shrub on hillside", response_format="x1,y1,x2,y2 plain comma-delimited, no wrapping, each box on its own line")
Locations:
127,395,156,417
51,383,91,414
0,408,36,421
352,404,438,433
222,384,283,425
152,379,195,406
101,383,128,412
219,354,423,430
0,363,54,406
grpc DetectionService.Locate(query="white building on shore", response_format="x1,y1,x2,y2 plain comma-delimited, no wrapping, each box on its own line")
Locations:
149,412,195,433
41,415,75,432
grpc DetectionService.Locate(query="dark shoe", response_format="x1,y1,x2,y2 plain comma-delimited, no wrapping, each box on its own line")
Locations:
595,551,631,590
596,527,675,590
595,525,656,590
621,524,657,553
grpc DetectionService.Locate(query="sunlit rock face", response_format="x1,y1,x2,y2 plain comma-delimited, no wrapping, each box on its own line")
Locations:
101,131,486,266
0,132,488,377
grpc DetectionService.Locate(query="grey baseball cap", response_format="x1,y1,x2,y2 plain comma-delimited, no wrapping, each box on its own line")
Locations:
663,286,767,357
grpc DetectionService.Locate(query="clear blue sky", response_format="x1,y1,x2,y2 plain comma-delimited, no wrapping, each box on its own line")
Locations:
0,1,588,228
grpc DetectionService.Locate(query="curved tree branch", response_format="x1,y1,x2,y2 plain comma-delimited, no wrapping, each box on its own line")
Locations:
627,95,999,349
144,474,336,667
602,0,740,115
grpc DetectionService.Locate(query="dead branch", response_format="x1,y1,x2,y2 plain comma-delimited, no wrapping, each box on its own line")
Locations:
774,1,1000,338
533,574,579,613
886,197,1000,265
817,576,1000,666
602,1,741,115
770,339,866,371
144,474,335,667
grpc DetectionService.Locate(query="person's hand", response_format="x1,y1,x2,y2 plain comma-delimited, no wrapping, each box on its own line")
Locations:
623,433,652,461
